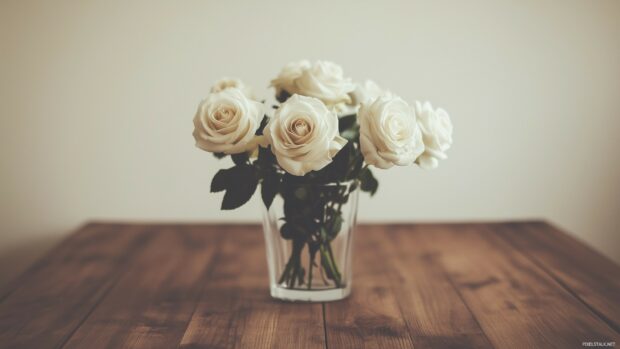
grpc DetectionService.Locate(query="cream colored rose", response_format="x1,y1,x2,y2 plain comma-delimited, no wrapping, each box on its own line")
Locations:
358,95,424,169
415,101,453,169
264,94,347,176
193,88,264,154
210,77,255,99
350,80,387,105
270,60,311,97
271,60,355,106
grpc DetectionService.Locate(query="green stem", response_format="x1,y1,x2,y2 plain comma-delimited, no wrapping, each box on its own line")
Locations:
278,239,304,288
290,259,298,288
326,243,341,281
320,243,341,287
278,257,293,285
307,250,314,290
288,265,295,288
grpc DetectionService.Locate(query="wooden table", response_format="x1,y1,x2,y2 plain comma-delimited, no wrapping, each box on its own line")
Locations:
0,222,618,348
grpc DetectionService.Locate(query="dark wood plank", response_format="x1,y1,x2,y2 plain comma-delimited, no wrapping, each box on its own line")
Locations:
324,225,415,349
62,224,221,349
0,223,150,349
410,223,618,348
383,225,493,349
178,225,325,349
496,221,620,333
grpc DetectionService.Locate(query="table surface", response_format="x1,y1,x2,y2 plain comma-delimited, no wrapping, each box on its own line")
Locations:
0,222,618,349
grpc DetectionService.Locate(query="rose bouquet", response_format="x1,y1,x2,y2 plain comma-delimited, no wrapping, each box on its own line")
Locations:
193,60,453,301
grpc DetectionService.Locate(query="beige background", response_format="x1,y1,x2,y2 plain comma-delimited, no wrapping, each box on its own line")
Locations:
1,0,619,286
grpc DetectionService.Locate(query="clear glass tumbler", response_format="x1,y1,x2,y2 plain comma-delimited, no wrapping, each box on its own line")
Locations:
261,181,359,302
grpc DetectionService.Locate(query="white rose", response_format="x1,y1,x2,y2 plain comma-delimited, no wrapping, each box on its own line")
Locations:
193,88,264,154
415,101,453,169
271,60,355,106
264,94,347,176
210,77,255,99
270,60,311,97
350,80,387,105
358,95,424,169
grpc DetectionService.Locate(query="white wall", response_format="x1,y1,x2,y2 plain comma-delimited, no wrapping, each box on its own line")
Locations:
1,0,619,285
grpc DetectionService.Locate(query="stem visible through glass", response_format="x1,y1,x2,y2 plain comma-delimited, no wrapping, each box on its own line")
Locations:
278,182,352,290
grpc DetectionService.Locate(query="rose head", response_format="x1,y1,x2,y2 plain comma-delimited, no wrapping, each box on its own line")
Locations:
193,87,264,154
358,95,425,169
210,77,255,100
270,60,311,98
271,60,355,107
350,80,388,106
415,101,454,169
264,94,347,176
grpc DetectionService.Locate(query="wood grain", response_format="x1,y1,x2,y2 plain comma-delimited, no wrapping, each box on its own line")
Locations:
497,221,620,333
408,223,618,348
383,225,493,349
62,225,220,349
0,223,149,348
178,225,325,349
324,225,415,349
0,222,618,349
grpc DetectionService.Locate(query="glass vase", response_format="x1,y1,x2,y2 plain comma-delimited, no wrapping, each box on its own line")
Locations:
261,181,359,302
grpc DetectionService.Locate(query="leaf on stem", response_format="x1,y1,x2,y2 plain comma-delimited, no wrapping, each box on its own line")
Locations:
255,115,270,135
329,214,343,238
349,180,359,193
359,167,379,196
338,114,357,133
261,174,279,209
210,168,230,193
317,141,353,182
276,90,292,103
256,145,276,169
231,152,249,166
219,165,259,210
280,223,298,240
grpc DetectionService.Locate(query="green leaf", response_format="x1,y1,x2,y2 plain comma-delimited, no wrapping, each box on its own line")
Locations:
221,165,259,210
256,145,276,170
348,152,364,180
261,174,279,209
282,194,302,218
280,223,296,240
294,187,308,200
338,114,357,133
255,115,269,135
329,214,343,238
316,141,352,183
282,172,311,186
359,167,379,196
319,227,328,241
349,180,359,192
280,222,307,240
231,152,249,166
210,169,230,193
276,90,291,103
